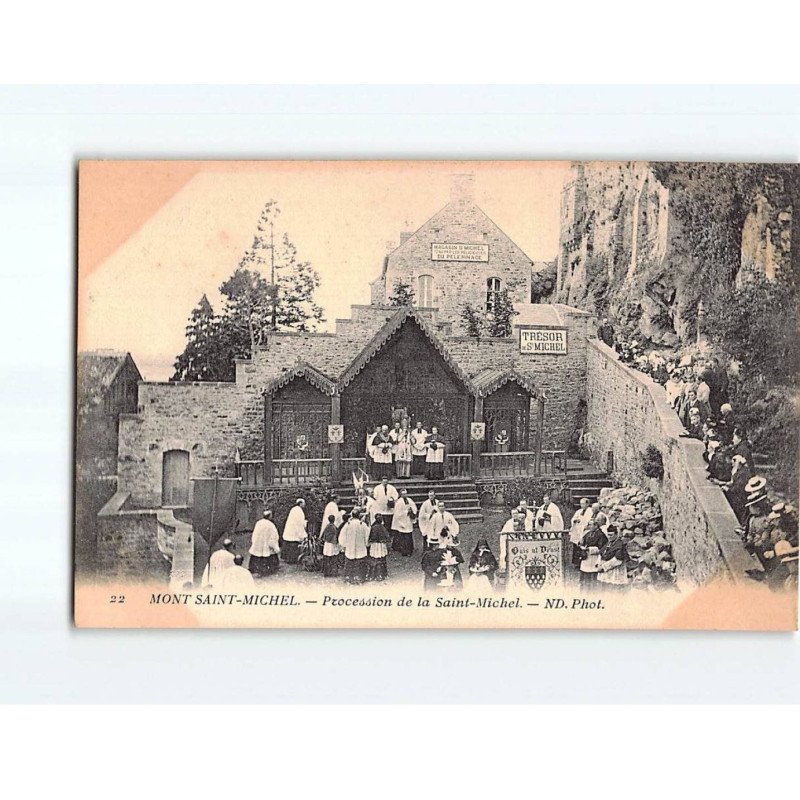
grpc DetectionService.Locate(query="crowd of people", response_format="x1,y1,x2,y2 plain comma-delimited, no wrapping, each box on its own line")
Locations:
365,418,447,480
600,321,798,591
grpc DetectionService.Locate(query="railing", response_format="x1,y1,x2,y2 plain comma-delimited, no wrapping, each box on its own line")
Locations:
237,460,267,487
237,450,568,485
236,458,332,486
273,458,331,485
478,450,568,478
446,453,472,478
541,450,569,477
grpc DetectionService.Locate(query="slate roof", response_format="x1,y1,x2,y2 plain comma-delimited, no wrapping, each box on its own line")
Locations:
471,367,540,398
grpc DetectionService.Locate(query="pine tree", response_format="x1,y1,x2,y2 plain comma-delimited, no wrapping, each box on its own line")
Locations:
388,279,416,306
172,295,236,381
172,200,325,380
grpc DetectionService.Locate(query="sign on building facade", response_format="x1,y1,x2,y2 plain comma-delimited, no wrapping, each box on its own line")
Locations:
327,424,344,444
519,327,568,355
431,242,489,262
470,422,486,440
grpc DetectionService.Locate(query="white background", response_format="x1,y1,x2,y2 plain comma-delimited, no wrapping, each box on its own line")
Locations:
1,84,798,704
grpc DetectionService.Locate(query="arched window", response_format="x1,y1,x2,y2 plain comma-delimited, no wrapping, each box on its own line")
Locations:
486,277,501,313
418,274,434,307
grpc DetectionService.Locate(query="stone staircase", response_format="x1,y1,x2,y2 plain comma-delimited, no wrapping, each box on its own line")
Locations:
336,477,484,523
564,462,614,508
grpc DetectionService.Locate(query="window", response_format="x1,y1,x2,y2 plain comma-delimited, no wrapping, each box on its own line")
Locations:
486,277,501,313
418,274,434,307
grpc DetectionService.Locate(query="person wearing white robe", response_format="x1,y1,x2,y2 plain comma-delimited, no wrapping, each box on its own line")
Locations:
430,501,459,548
219,555,256,593
320,496,344,534
281,499,307,564
365,425,380,477
535,495,564,531
418,489,438,550
498,510,528,573
410,422,429,476
338,510,370,584
371,425,395,479
425,426,446,480
364,488,378,526
515,501,535,531
201,539,235,587
569,497,594,568
391,488,418,556
249,511,280,577
373,477,399,518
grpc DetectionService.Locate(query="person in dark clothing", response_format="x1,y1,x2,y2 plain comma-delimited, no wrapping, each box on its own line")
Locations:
367,515,391,582
597,318,615,347
731,428,754,467
721,455,753,524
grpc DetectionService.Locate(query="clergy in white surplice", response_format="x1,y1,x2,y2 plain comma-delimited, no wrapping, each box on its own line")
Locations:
281,499,307,564
535,494,565,532
425,426,446,480
320,496,344,534
373,477,399,518
391,487,418,556
418,489,438,550
201,538,235,587
569,497,594,568
371,425,395,480
430,500,459,548
410,421,428,476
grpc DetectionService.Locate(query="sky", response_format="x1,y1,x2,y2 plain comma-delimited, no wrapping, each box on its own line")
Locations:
79,161,571,380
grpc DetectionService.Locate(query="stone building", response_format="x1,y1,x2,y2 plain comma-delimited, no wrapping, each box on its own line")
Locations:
108,177,595,511
370,174,537,332
76,350,142,479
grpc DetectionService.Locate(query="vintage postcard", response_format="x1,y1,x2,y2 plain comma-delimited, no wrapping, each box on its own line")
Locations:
74,160,799,629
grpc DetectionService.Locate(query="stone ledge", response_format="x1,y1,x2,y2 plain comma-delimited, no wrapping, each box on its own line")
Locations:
587,339,760,585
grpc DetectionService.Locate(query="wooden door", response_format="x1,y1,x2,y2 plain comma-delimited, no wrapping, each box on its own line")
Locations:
162,449,190,506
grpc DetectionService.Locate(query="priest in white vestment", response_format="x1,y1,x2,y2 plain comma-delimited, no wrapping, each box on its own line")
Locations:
249,510,280,578
430,500,459,548
219,554,256,593
425,426,446,480
371,425,395,479
282,499,307,564
338,510,370,584
320,496,344,534
498,510,528,572
535,494,565,532
201,538,235,587
418,489,438,550
410,421,429,476
569,497,594,568
391,487,418,556
373,477,399,518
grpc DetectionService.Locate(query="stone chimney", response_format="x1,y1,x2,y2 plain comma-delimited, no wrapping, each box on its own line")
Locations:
450,173,476,203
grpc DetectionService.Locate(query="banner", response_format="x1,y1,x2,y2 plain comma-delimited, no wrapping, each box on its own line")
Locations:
504,530,566,593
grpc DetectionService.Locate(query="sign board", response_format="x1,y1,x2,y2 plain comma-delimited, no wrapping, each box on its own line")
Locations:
431,242,489,262
470,422,486,441
327,424,344,444
519,327,567,355
504,530,566,593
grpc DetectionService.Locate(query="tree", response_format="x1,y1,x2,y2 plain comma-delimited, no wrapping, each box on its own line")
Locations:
172,295,238,381
486,288,518,337
460,302,485,338
388,279,415,306
172,200,325,379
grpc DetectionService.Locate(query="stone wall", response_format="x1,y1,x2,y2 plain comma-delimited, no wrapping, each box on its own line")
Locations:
585,339,756,586
96,492,170,582
118,381,257,508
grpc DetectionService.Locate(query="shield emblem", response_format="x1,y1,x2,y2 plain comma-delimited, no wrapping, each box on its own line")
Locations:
525,564,547,591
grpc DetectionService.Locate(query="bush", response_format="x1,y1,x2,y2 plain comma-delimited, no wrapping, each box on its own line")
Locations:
641,444,664,480
502,477,567,509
